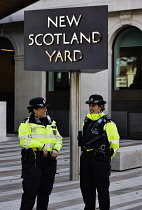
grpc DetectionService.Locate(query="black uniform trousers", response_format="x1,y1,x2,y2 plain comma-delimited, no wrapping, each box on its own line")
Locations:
20,157,57,210
80,151,111,210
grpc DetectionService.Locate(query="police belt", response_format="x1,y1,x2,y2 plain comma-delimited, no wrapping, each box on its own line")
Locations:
83,145,109,157
21,148,51,162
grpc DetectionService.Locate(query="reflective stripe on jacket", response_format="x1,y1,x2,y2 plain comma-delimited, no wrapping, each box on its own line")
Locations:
18,119,63,152
84,113,120,158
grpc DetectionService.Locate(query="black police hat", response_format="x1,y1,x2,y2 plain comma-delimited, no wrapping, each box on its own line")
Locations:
85,94,107,105
27,97,49,112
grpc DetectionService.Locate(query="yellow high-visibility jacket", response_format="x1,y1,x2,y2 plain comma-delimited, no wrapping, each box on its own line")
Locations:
18,118,63,152
83,113,120,158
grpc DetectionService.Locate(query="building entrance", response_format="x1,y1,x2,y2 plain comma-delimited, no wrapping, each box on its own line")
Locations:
46,72,70,136
0,37,15,133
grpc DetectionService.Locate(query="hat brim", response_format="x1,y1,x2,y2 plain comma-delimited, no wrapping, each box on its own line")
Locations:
85,100,106,105
27,103,49,110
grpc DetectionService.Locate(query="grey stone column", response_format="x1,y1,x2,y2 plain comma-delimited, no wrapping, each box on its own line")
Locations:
108,49,112,117
14,55,46,132
70,72,81,181
0,102,6,141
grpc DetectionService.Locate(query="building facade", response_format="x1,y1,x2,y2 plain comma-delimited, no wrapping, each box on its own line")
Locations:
0,0,141,138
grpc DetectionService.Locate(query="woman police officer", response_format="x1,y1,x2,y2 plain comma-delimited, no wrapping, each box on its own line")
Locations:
79,94,119,210
18,97,62,210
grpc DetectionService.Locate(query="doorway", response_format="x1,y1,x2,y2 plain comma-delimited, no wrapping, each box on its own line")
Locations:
0,37,15,133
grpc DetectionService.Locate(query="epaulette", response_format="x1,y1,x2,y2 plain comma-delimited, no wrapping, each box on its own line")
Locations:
84,116,89,123
103,115,111,123
22,117,29,123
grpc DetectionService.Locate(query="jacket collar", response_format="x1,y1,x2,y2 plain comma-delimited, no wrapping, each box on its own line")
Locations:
29,113,50,126
86,113,105,121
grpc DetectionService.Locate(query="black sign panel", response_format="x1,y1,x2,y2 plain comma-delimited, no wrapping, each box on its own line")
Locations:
24,6,108,72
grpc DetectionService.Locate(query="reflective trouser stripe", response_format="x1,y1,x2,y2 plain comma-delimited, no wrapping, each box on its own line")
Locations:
109,139,119,144
114,148,118,152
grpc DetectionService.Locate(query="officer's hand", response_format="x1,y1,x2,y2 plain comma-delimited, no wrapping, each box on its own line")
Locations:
50,149,59,158
42,147,48,157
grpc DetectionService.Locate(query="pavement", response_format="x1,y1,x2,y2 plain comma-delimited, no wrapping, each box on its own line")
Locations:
0,136,142,210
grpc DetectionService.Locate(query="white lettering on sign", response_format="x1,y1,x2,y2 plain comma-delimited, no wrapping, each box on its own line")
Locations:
45,50,56,62
66,15,82,27
63,33,70,45
47,15,82,28
45,50,83,62
43,33,54,45
29,34,34,45
54,33,62,44
80,32,91,44
92,32,102,43
28,32,101,46
28,13,103,63
35,34,43,46
70,32,79,44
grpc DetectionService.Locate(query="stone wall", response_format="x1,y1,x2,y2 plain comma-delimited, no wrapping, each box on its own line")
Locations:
0,102,6,141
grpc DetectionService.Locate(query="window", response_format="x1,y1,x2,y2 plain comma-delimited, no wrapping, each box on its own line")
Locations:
113,27,142,90
47,72,70,91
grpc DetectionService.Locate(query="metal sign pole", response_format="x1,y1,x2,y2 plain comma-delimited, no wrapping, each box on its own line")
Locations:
70,71,81,181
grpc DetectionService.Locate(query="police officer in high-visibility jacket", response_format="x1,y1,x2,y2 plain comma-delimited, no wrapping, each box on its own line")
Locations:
78,94,119,210
19,97,63,210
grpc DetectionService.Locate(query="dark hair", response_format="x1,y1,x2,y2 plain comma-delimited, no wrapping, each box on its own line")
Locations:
99,104,105,112
28,106,38,113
